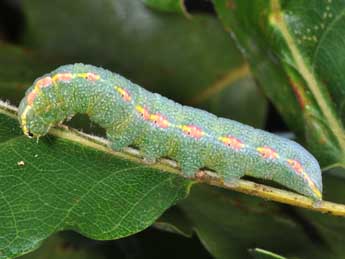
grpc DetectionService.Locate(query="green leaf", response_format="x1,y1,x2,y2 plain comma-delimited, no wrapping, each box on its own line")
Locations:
142,0,187,14
213,0,345,168
298,169,345,259
177,184,332,259
155,207,193,237
0,107,190,259
0,44,53,104
20,0,266,128
17,233,105,259
189,64,267,128
249,248,288,259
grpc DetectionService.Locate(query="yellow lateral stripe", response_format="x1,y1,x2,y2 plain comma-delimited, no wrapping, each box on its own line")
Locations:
20,105,31,135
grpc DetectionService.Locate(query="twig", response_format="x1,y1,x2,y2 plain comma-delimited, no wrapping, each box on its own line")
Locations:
1,100,345,216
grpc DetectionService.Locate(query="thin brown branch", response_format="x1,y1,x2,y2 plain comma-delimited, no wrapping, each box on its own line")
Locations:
1,100,345,216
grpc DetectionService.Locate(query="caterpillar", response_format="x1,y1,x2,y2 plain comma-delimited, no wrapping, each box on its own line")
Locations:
18,63,322,199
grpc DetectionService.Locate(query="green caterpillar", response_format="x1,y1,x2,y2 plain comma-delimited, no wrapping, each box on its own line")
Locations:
18,63,322,199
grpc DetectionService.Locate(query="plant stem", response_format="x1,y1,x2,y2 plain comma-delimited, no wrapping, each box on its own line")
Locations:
1,100,345,216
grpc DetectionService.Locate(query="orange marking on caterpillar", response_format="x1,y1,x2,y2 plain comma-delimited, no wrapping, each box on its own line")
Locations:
307,178,322,199
27,91,38,106
150,113,170,128
287,159,304,174
219,135,244,150
286,159,321,198
53,73,73,82
257,146,279,159
115,86,132,102
36,77,53,88
136,105,150,120
27,76,53,105
181,125,205,139
86,72,100,81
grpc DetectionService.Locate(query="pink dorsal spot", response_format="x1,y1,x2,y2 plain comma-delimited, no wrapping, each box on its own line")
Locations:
115,86,132,102
150,114,169,128
27,91,38,106
287,159,304,174
121,89,132,102
182,125,204,139
257,146,279,159
36,77,52,88
86,72,100,81
221,136,244,150
141,109,150,120
55,73,73,82
136,105,150,120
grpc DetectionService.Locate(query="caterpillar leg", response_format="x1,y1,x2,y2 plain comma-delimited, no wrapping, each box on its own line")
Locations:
136,137,168,164
177,152,203,178
106,115,141,151
131,123,173,164
171,140,205,178
107,132,133,151
139,140,166,163
218,161,244,189
106,127,139,151
180,162,203,178
140,148,160,164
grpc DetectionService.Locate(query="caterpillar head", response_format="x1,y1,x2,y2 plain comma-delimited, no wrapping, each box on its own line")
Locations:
18,98,51,138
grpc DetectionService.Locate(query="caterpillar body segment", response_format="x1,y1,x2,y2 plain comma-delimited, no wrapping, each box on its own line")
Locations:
18,64,323,199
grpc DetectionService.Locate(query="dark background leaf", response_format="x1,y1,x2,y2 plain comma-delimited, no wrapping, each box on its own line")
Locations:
213,0,345,168
20,0,267,128
3,0,344,259
142,0,186,14
249,248,288,259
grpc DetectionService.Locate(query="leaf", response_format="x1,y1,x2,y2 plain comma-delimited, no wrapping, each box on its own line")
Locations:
0,108,191,259
297,169,345,259
17,233,105,259
249,248,288,259
177,184,333,259
155,207,193,237
142,0,187,14
189,64,267,127
213,0,345,168
2,105,345,259
20,0,266,128
0,43,53,104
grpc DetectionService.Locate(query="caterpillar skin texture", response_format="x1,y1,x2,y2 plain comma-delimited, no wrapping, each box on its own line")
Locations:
18,64,322,199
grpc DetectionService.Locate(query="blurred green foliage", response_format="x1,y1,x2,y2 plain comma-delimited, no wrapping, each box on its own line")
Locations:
1,0,345,259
